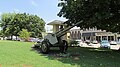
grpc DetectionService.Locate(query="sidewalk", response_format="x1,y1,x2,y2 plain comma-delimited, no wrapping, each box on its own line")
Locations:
80,43,120,50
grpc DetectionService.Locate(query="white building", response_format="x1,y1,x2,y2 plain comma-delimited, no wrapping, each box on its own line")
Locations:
70,28,120,42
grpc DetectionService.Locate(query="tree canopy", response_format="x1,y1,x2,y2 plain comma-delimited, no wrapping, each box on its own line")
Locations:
0,13,45,39
58,0,120,33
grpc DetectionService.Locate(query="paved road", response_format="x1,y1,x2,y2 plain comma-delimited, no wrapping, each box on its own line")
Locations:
79,43,120,50
110,45,120,50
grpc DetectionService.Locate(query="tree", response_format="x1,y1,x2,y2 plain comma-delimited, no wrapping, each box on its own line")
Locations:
58,0,120,33
0,13,16,39
0,13,45,39
0,30,6,39
18,29,31,41
28,15,45,38
0,30,2,37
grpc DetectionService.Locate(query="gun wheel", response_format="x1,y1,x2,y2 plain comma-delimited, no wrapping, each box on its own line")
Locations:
41,40,50,54
59,40,68,53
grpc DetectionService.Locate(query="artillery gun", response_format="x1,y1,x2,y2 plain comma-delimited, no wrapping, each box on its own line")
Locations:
33,21,81,54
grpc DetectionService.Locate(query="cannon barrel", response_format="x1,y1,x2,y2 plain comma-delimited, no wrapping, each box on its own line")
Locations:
56,21,82,37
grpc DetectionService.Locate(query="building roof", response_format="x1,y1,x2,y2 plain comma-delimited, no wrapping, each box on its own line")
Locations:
70,28,107,33
47,20,65,25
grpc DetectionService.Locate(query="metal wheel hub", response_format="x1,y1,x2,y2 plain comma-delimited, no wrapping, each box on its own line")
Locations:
41,43,47,52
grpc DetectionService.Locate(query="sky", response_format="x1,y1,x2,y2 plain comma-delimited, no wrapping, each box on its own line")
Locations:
0,0,67,32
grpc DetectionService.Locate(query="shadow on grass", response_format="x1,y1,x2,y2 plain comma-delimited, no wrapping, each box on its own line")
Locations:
31,47,120,67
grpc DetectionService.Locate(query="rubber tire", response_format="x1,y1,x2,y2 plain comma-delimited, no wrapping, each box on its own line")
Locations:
59,40,68,53
41,41,50,54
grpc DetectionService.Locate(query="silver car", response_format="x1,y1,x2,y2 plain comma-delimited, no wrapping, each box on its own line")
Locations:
100,40,110,49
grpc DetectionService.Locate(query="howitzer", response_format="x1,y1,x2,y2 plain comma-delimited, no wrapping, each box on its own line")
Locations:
33,21,82,54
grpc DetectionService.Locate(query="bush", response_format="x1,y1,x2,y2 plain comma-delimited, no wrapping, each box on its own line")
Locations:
69,40,79,46
18,29,31,41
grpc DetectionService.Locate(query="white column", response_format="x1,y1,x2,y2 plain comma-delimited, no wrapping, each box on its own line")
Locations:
107,36,108,41
95,36,96,40
101,36,102,41
114,36,116,41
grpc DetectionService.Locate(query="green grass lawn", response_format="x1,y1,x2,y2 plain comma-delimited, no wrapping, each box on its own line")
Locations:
0,40,120,67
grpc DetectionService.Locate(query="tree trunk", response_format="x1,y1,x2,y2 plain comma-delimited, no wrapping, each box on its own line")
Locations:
16,36,17,40
3,37,5,40
11,35,13,40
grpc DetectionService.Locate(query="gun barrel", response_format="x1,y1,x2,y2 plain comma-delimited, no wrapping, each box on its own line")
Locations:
56,21,82,37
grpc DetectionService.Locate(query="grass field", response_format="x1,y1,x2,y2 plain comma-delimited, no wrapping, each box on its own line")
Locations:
0,40,120,67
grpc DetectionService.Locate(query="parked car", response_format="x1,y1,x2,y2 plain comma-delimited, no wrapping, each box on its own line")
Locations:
117,41,120,45
89,40,99,46
28,38,42,42
110,41,117,45
100,40,110,49
12,37,21,41
92,40,98,44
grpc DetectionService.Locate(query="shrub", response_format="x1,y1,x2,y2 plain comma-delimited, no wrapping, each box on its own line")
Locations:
18,29,31,41
69,40,79,46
